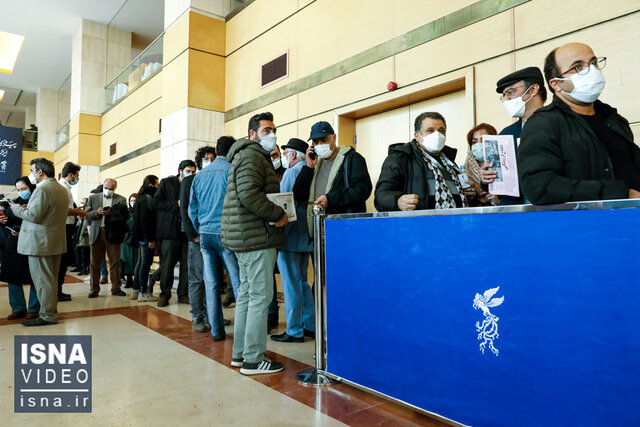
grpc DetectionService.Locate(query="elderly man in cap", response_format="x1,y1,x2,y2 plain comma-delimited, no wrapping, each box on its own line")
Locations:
481,66,547,204
270,138,316,343
293,121,372,231
518,42,640,204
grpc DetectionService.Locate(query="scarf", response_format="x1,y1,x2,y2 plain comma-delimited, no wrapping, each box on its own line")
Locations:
465,148,483,188
421,151,469,209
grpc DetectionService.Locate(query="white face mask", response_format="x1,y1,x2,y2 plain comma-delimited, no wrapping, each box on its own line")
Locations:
183,171,193,178
272,157,282,169
130,201,135,208
555,65,606,103
28,172,38,185
103,189,114,197
314,143,333,159
258,132,277,152
502,85,533,118
202,159,211,168
419,131,446,153
471,144,484,162
281,154,290,169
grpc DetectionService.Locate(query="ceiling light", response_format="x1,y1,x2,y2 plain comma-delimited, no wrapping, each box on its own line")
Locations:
0,31,25,74
0,89,4,101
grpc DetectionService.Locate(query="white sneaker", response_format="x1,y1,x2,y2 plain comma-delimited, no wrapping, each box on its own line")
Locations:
138,292,159,302
130,290,139,300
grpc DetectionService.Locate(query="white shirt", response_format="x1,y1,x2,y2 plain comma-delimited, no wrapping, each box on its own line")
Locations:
58,178,75,225
101,193,113,227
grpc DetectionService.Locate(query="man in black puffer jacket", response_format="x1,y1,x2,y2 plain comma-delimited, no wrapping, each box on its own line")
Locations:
518,42,640,204
155,159,196,307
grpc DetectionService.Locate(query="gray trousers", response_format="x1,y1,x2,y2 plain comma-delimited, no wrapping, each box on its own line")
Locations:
28,255,61,323
187,240,206,321
233,248,277,364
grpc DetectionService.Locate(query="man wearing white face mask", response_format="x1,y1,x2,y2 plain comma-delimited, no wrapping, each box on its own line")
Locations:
293,121,372,237
482,67,547,205
85,178,129,298
518,42,640,204
375,112,475,211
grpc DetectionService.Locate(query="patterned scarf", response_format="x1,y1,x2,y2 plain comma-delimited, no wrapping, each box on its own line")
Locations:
465,148,483,189
421,151,469,209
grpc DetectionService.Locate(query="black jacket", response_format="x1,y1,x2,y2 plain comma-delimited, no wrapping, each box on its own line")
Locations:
518,96,639,204
134,191,157,243
293,147,372,214
179,174,198,241
0,209,33,285
155,175,184,240
106,203,130,244
374,140,462,211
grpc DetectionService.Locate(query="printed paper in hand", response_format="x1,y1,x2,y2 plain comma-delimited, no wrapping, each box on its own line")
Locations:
482,135,520,197
266,192,297,223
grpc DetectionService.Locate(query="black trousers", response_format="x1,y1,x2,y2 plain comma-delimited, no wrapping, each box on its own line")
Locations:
75,245,90,269
57,224,75,294
159,238,188,299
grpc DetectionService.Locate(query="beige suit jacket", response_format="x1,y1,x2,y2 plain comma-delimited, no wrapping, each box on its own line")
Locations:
84,192,127,245
11,177,69,256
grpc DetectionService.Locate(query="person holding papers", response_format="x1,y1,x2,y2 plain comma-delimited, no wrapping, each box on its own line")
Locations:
374,112,478,212
221,112,288,375
518,42,640,204
482,66,547,205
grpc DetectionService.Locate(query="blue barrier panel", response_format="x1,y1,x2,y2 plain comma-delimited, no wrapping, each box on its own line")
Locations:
324,207,640,427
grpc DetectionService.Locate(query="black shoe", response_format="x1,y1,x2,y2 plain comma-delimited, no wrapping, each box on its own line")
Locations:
211,333,226,342
222,293,235,307
88,291,99,298
111,289,126,296
157,296,169,307
22,317,57,327
100,277,108,284
270,332,304,343
304,329,315,339
240,357,284,375
71,267,82,272
267,313,278,333
124,283,133,289
58,293,72,302
80,269,90,275
224,318,231,326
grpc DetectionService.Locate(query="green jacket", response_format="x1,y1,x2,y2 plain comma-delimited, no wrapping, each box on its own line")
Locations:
221,138,286,252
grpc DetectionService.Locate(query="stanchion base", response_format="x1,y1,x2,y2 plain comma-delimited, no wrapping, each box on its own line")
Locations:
296,368,337,387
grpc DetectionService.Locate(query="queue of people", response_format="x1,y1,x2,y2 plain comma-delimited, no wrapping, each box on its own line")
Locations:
1,42,638,379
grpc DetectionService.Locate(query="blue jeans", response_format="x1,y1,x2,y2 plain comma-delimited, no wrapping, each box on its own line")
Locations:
8,283,40,313
200,233,241,337
100,257,108,279
277,251,315,337
134,243,155,293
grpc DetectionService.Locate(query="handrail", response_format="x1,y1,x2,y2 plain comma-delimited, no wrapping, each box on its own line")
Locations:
104,32,165,90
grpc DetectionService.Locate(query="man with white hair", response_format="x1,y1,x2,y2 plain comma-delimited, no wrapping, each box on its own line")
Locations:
271,138,316,343
85,178,129,298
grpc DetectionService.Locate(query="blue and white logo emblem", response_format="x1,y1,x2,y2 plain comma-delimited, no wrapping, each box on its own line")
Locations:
473,286,504,356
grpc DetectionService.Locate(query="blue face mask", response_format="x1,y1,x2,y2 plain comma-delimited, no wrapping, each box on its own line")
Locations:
70,178,79,185
19,190,31,200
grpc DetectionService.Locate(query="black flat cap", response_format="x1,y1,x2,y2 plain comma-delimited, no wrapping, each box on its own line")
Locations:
496,66,544,94
282,138,308,153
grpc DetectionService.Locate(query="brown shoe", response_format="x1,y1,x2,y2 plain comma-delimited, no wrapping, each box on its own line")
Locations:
26,312,39,319
177,296,190,304
7,311,27,320
157,296,169,307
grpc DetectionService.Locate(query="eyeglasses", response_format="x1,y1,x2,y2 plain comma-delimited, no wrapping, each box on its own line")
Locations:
500,85,527,102
559,57,606,77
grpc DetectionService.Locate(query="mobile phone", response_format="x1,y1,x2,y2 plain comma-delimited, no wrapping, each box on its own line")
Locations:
309,149,317,161
103,206,111,211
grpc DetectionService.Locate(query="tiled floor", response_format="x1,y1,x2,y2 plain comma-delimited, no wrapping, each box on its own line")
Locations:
0,275,452,426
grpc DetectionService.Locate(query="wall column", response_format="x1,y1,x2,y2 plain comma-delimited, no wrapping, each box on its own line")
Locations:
160,1,226,178
66,19,131,200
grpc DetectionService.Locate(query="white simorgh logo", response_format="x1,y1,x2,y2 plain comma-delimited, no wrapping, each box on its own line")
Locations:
473,286,504,356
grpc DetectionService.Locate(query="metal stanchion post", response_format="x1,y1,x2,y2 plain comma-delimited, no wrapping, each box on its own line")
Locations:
296,205,336,386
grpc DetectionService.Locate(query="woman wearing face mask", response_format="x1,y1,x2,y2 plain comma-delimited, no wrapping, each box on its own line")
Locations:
132,176,159,302
1,178,39,320
464,124,500,206
120,194,139,292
